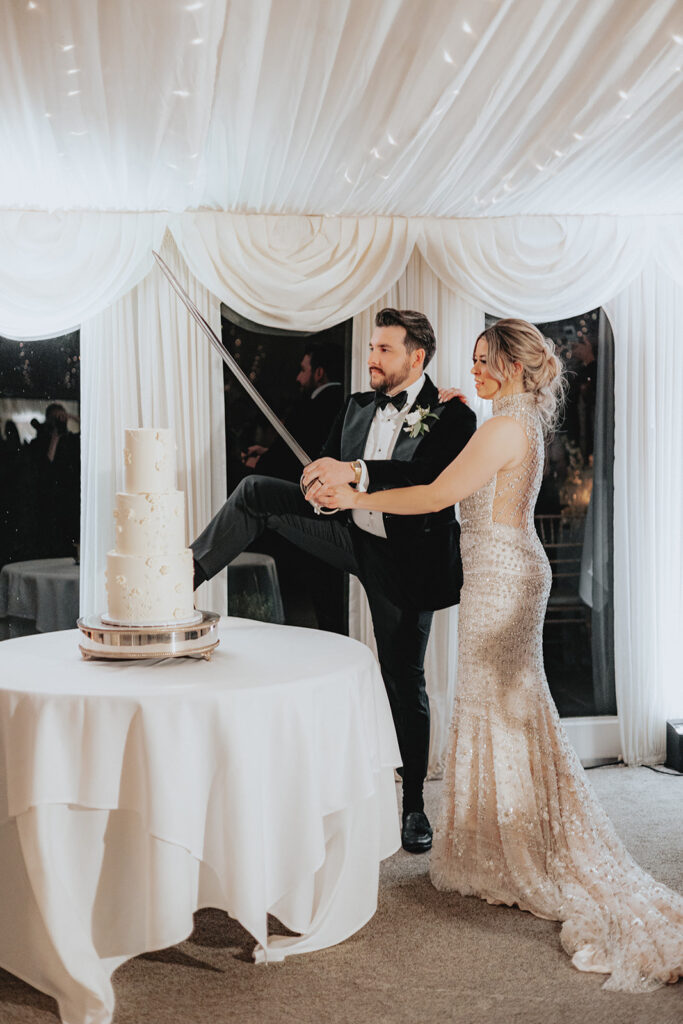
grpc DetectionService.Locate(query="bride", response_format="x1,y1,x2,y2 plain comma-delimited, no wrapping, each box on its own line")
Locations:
305,318,683,992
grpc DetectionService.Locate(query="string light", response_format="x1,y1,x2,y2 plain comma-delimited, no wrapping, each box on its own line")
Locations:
190,37,204,45
67,90,80,97
60,44,75,51
387,133,397,146
618,90,628,99
443,50,454,64
554,149,564,157
573,131,583,140
462,21,473,34
672,34,682,44
184,2,204,9
27,2,38,9
173,89,191,97
69,130,88,136
67,68,80,75
370,147,381,159
343,169,353,184
44,112,52,118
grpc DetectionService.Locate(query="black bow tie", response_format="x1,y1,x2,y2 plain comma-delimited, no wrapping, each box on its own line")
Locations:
374,390,408,412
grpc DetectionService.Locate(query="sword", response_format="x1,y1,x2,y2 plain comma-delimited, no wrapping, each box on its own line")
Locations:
152,250,335,512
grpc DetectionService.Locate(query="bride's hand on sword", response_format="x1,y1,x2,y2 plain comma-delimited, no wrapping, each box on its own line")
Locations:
306,480,358,510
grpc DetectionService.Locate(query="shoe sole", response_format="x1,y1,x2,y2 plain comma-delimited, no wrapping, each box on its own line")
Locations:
402,838,432,854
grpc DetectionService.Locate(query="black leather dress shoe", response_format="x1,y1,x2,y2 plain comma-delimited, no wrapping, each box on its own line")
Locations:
401,811,432,853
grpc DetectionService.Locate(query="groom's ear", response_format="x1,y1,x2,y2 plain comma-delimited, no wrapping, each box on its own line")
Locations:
411,347,426,370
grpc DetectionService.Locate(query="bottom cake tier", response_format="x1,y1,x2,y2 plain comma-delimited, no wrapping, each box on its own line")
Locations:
105,549,197,626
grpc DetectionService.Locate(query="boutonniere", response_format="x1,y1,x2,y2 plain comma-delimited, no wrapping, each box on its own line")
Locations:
402,405,438,438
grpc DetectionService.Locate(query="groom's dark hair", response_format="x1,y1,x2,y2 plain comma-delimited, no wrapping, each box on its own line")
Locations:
375,308,436,367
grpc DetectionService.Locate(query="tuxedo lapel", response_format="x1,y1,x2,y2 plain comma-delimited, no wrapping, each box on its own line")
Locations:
391,376,442,462
340,395,376,461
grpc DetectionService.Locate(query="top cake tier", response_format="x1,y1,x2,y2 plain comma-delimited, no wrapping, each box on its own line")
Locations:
123,428,177,494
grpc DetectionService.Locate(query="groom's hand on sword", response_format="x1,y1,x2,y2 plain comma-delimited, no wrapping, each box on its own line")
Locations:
302,458,357,507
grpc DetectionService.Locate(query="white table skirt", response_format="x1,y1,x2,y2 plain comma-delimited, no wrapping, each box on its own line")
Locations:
0,618,401,1024
0,557,80,631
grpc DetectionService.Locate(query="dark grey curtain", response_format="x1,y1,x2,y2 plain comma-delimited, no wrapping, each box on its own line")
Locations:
589,309,616,714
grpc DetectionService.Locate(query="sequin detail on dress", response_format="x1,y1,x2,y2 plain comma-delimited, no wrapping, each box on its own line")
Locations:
430,392,683,992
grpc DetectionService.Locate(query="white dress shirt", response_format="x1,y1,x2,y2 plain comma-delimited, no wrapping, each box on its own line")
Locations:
352,374,425,538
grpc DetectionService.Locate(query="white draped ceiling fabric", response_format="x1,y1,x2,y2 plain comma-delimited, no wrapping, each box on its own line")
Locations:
0,0,681,765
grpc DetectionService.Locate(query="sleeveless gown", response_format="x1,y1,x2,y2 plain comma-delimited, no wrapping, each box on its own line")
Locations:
430,392,683,992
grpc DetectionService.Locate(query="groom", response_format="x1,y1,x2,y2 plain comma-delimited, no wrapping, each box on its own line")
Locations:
191,308,476,852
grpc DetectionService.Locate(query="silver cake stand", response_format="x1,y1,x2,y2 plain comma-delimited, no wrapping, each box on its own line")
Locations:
77,611,220,661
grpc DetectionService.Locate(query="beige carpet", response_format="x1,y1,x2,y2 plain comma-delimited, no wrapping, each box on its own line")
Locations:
2,765,682,1024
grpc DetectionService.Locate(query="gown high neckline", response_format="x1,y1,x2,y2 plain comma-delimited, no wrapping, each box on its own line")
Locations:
492,391,536,414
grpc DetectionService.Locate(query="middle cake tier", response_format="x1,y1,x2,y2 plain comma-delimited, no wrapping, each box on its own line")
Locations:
114,491,186,555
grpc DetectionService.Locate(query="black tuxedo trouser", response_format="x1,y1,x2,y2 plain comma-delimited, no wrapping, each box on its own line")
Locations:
191,475,433,807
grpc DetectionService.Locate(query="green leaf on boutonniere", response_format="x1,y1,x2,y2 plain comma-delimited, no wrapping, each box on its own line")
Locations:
403,405,439,438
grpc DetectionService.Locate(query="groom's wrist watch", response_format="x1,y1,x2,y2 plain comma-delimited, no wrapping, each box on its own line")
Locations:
350,460,363,487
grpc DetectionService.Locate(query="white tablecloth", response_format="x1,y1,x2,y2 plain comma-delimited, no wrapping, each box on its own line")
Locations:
0,557,80,631
0,618,401,1024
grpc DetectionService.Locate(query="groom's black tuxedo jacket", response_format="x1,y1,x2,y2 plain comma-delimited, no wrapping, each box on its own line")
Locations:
321,375,476,611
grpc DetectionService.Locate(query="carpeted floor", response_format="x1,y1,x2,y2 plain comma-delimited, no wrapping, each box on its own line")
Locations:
1,765,682,1024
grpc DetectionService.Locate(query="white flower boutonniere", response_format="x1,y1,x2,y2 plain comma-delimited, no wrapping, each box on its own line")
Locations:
402,405,438,438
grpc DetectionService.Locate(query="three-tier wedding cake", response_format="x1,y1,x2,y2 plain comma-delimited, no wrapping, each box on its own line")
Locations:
104,428,200,626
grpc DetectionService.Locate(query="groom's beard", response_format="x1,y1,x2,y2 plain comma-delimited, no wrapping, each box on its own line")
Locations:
368,355,412,395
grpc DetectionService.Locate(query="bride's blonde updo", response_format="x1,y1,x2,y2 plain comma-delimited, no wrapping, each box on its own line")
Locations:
475,318,566,434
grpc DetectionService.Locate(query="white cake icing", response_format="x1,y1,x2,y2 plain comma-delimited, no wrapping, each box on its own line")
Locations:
114,491,185,556
123,428,176,495
105,428,198,626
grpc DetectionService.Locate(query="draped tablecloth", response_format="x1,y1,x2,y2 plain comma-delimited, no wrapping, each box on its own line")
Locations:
0,557,80,632
0,618,401,1024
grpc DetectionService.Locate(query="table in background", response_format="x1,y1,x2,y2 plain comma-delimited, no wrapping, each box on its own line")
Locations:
227,551,285,623
0,553,285,634
0,557,79,632
0,618,400,1024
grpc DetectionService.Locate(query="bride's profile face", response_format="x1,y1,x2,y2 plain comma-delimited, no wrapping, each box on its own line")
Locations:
471,338,501,399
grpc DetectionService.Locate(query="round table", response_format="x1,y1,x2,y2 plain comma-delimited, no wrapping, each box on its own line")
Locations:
0,557,80,632
0,618,400,1024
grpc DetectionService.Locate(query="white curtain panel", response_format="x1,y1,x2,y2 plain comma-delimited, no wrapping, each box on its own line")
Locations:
80,233,227,618
350,248,485,776
604,266,683,764
170,213,419,330
0,212,167,339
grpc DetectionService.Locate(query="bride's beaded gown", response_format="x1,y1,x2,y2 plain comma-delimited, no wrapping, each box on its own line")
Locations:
430,392,683,992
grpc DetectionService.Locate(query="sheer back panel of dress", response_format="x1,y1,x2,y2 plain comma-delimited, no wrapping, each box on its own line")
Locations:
491,396,544,532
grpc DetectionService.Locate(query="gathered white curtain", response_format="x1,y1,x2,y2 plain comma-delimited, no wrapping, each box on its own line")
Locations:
4,1,679,218
80,233,226,619
0,212,167,340
170,213,419,331
350,248,485,775
419,216,651,321
604,266,683,763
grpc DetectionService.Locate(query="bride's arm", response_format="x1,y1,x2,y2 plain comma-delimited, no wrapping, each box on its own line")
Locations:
309,417,528,514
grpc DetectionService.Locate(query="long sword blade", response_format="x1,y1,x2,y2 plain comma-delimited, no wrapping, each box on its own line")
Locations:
152,251,311,467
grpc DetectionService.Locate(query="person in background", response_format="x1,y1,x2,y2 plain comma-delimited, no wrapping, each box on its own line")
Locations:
241,342,347,633
27,404,80,560
242,341,345,480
